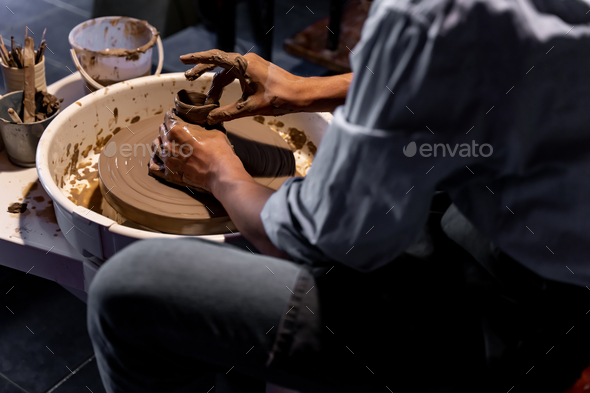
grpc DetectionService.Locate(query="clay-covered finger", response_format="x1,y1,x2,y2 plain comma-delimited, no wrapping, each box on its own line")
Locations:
163,110,188,137
156,123,175,160
180,50,248,82
158,123,171,143
185,63,217,81
151,150,164,166
205,69,236,105
180,49,240,67
151,136,162,154
162,111,194,141
207,97,258,124
148,157,165,174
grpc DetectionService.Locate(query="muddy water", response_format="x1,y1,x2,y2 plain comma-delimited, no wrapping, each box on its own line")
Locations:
66,162,103,214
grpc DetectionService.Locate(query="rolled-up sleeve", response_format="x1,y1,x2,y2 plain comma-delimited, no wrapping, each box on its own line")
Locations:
261,0,466,271
261,110,439,271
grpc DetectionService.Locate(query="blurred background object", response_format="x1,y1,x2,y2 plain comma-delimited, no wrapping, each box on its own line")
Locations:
1,0,373,96
284,0,368,73
92,0,199,38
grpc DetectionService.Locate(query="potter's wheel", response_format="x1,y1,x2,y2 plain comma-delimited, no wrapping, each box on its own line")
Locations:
98,115,296,235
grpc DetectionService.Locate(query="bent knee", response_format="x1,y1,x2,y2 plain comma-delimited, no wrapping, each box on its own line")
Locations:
88,239,170,327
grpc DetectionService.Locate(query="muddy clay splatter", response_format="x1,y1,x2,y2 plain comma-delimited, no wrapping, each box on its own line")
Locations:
69,143,80,178
285,127,307,151
268,119,284,128
81,144,93,158
68,183,103,215
94,134,112,154
66,160,103,214
8,203,27,213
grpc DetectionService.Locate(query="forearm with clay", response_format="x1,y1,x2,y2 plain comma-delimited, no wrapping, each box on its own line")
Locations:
180,50,352,123
208,166,289,258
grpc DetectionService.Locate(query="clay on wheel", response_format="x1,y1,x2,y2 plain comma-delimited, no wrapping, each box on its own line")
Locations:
98,114,297,235
174,89,218,124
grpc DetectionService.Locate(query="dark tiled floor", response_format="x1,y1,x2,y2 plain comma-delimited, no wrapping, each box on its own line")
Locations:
0,374,27,393
45,356,104,393
0,264,104,393
1,0,332,391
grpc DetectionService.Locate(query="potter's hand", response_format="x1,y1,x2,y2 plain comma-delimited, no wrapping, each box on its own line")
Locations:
149,110,243,193
180,49,307,124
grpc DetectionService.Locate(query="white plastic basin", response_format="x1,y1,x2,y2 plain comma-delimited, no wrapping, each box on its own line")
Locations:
36,72,331,261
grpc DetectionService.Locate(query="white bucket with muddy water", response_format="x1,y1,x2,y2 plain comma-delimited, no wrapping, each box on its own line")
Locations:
68,16,163,91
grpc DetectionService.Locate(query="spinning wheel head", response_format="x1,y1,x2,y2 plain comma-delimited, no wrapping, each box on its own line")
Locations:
98,114,296,235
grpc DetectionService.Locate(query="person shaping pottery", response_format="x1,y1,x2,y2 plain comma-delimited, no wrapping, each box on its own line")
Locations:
148,88,296,195
148,97,230,194
87,0,590,392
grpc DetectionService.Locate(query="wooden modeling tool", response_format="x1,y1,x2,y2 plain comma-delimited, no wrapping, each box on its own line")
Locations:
7,108,23,124
23,36,36,123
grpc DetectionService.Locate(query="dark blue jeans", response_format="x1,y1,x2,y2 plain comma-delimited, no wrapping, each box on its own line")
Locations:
87,226,590,393
87,231,487,393
87,236,371,393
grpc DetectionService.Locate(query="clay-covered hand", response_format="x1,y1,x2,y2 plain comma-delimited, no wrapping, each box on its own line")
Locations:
149,110,243,193
180,49,306,124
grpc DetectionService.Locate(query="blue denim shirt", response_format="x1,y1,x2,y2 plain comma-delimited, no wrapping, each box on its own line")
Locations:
261,0,590,287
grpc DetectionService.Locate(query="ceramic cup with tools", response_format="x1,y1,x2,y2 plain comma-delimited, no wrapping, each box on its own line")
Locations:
0,90,59,167
0,56,47,93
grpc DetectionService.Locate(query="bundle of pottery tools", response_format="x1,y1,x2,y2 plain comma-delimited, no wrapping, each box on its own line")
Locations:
0,28,47,69
0,28,62,166
0,28,61,123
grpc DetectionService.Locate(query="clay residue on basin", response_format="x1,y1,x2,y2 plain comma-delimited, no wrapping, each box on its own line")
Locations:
94,132,112,154
258,118,316,176
285,127,307,150
268,119,284,128
8,203,27,213
66,160,104,214
58,114,133,215
93,71,150,87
